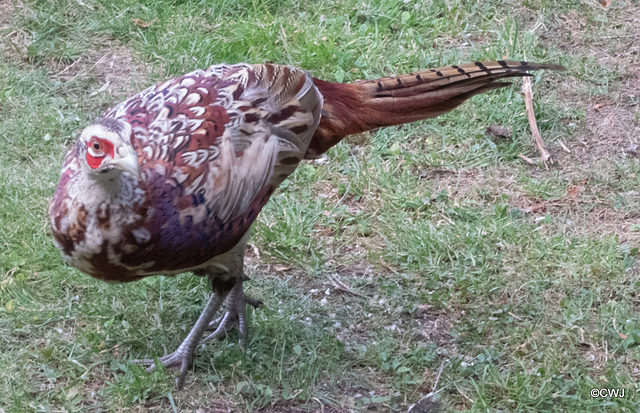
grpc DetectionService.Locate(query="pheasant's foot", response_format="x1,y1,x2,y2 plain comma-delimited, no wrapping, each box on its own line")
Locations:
131,292,225,388
133,341,195,386
204,282,262,343
129,278,260,388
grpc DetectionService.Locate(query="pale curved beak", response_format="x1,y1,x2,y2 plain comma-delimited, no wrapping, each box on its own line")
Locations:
109,147,140,179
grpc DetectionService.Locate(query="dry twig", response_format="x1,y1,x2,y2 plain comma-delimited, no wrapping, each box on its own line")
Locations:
612,318,628,339
407,360,446,412
518,153,537,165
522,76,553,168
559,141,572,153
455,383,475,404
327,273,366,298
432,359,446,393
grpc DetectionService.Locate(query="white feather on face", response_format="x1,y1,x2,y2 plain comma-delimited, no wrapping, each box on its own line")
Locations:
79,119,140,180
80,120,122,161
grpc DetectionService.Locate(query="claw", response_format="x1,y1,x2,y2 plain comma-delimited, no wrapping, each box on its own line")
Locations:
130,278,262,388
203,284,262,343
131,291,225,388
132,348,195,388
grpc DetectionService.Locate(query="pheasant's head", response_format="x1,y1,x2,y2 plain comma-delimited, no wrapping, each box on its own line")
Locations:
79,117,139,180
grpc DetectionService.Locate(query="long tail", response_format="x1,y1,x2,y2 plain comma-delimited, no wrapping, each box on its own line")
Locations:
304,60,564,158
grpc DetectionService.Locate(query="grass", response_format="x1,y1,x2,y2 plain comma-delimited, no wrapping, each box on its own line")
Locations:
1,0,640,411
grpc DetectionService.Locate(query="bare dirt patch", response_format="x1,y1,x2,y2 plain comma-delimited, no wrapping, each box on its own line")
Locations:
553,3,640,158
0,0,17,30
544,6,640,241
0,1,21,58
413,306,455,345
433,162,640,243
425,3,640,247
2,1,153,100
46,44,154,100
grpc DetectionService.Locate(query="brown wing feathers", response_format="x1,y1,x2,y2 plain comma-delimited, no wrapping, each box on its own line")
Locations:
305,60,564,158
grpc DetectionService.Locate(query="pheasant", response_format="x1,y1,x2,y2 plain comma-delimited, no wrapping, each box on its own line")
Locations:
49,60,563,387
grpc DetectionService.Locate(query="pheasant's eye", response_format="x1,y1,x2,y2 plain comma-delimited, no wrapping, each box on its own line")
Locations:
86,136,110,169
90,137,103,153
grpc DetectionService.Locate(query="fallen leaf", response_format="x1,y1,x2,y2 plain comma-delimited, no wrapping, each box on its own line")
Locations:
530,203,547,213
274,265,290,272
486,124,512,139
131,18,156,28
380,259,398,274
567,185,580,199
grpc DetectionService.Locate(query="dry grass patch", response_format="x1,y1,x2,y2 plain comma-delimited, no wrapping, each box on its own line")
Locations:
48,44,153,100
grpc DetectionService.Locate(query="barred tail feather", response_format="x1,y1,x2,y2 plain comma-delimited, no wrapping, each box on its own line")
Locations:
305,60,564,158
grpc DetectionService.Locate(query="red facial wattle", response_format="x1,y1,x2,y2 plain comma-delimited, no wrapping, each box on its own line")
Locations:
86,137,115,169
86,152,103,169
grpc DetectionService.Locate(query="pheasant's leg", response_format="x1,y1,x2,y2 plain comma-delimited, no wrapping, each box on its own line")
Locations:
203,278,262,343
132,291,226,388
134,235,252,388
